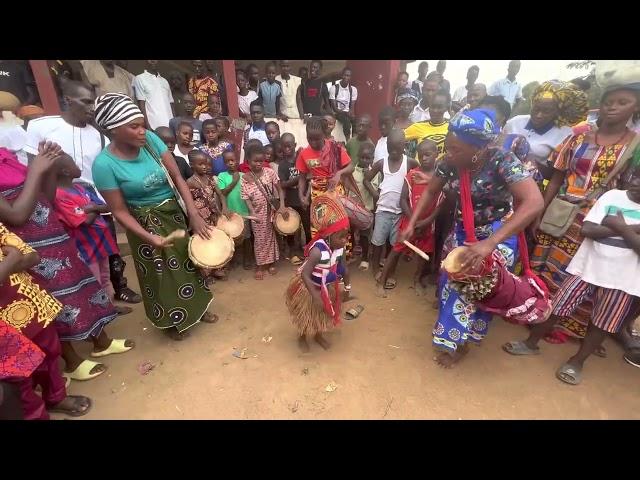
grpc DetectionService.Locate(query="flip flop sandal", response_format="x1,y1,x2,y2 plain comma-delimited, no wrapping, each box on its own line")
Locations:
345,305,365,320
556,363,582,385
65,359,107,381
358,261,369,271
91,339,134,358
115,288,142,304
502,341,540,356
115,305,133,316
291,256,303,266
384,278,397,290
48,395,93,417
255,270,265,280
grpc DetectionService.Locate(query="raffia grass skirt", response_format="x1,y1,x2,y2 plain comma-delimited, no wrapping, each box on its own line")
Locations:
285,273,338,336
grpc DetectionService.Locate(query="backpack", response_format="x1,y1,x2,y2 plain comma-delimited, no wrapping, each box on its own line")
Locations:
333,83,353,110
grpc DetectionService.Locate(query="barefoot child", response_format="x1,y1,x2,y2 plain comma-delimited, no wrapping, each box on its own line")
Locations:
376,139,441,297
285,193,352,352
187,150,231,286
351,141,378,270
217,150,253,270
241,142,288,280
53,154,130,316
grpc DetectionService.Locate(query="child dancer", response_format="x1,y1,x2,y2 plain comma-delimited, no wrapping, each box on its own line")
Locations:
285,193,351,352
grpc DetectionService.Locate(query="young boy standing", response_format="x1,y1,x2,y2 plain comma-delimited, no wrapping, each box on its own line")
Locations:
503,172,640,385
169,93,203,144
351,141,378,270
258,62,284,120
376,139,441,297
364,129,418,282
345,114,373,166
374,107,396,162
243,100,270,146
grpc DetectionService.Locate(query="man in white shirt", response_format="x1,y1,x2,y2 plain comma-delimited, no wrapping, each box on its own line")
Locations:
24,80,141,305
329,67,358,140
410,78,451,123
275,60,303,120
488,60,523,109
452,65,480,105
133,60,175,130
411,61,429,96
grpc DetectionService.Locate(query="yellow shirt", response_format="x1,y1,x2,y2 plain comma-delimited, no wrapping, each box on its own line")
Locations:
404,121,449,160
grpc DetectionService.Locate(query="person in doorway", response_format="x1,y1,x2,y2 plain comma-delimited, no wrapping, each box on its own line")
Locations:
330,67,358,140
411,61,429,96
276,60,303,120
365,129,419,284
169,92,203,144
237,69,259,120
258,62,284,120
298,60,330,118
489,60,523,109
24,80,141,305
80,60,135,98
133,60,175,130
188,60,220,119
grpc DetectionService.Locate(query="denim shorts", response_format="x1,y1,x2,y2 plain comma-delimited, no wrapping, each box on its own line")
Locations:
371,210,401,246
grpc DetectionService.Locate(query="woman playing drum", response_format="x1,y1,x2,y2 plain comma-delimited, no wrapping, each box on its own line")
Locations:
91,93,216,341
399,109,544,368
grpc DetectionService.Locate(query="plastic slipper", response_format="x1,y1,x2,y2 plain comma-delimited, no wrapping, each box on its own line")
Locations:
91,339,133,358
345,305,365,320
48,395,92,417
65,359,106,381
384,278,397,290
291,256,303,266
358,261,369,271
556,363,582,385
502,341,540,356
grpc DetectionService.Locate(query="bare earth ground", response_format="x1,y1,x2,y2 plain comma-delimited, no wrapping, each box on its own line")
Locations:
57,256,640,420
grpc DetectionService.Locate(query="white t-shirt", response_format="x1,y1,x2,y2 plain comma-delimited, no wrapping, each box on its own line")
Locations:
238,90,259,117
173,144,195,163
133,70,174,130
410,103,450,124
503,115,572,162
374,136,387,162
25,115,108,187
488,78,523,107
452,85,470,102
275,74,302,119
0,125,29,166
567,189,640,297
329,83,358,112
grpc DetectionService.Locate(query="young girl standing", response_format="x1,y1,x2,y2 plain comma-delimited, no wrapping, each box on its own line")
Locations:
241,143,288,280
187,150,230,285
285,193,351,352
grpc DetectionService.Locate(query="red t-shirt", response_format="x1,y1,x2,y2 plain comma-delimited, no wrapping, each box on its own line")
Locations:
296,142,351,179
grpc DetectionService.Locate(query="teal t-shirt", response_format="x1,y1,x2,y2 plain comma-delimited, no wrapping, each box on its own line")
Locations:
217,171,249,216
92,130,173,208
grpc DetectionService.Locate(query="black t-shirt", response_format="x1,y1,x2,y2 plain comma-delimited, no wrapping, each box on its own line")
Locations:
0,61,36,104
171,153,193,180
301,78,329,116
278,156,301,207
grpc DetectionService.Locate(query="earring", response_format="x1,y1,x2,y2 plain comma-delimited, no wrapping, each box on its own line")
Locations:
471,154,479,164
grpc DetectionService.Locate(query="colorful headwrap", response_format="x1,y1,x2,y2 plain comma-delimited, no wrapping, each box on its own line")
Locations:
396,88,420,105
531,80,588,127
306,192,349,255
94,93,144,130
448,108,500,148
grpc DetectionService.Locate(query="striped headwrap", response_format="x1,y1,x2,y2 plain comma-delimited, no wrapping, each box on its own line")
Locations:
94,93,144,130
532,80,588,127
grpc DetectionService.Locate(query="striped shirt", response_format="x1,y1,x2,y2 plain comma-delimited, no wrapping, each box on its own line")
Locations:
310,239,345,286
54,184,119,264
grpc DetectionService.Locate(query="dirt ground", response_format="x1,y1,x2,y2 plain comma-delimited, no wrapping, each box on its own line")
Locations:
57,256,640,420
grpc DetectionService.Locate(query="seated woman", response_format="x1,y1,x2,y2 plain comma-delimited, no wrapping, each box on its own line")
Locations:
399,108,544,368
91,93,216,341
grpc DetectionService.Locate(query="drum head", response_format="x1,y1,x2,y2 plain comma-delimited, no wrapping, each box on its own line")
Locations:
442,246,468,273
188,228,234,269
216,213,244,239
275,208,301,235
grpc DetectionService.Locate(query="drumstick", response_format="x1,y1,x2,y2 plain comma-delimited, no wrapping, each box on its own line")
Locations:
162,229,186,243
403,240,430,262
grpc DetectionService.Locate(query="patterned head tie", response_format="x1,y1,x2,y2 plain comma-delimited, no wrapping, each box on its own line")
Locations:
396,88,420,105
94,93,144,130
448,108,500,148
532,80,588,127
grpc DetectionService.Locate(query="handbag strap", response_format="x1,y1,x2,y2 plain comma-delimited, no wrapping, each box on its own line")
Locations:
143,143,187,213
587,131,640,201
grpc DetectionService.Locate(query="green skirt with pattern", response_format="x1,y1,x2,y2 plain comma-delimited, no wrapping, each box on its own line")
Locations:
127,198,213,333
